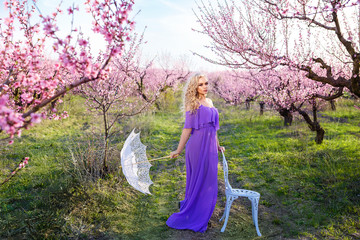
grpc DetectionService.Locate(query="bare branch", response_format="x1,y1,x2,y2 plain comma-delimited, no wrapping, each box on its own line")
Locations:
313,87,344,100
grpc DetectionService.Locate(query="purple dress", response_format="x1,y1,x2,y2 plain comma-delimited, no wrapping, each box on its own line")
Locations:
166,105,220,233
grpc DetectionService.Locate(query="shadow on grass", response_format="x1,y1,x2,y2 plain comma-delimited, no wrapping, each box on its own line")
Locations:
0,167,86,238
217,104,360,239
1,96,359,239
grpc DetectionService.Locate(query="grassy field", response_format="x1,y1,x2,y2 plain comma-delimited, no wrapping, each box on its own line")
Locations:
0,93,359,240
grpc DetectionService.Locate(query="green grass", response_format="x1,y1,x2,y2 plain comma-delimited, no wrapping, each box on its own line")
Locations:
0,94,359,239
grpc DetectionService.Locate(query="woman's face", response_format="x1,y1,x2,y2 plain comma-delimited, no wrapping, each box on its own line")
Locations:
197,76,208,97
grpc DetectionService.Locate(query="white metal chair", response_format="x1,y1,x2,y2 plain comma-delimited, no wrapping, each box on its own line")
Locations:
219,150,261,236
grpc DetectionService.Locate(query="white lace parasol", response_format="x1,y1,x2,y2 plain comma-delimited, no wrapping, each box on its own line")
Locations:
120,129,154,194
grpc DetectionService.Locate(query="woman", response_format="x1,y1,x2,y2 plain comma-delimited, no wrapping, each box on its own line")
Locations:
166,73,225,233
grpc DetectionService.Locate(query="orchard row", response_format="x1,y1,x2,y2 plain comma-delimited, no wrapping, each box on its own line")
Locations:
1,0,360,146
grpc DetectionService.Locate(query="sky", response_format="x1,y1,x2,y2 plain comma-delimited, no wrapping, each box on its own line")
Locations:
2,0,360,72
0,0,225,72
131,0,223,71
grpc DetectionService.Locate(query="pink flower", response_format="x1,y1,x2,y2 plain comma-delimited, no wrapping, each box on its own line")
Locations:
80,51,87,57
67,7,73,15
92,24,101,33
1,84,9,91
62,111,69,119
13,82,20,88
0,95,8,105
4,17,13,25
21,92,33,103
30,113,42,123
79,39,88,47
44,23,54,34
112,47,122,55
129,21,135,30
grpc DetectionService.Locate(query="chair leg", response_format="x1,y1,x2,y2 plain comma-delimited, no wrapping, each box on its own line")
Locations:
220,195,237,232
219,196,228,222
249,196,261,236
219,205,226,222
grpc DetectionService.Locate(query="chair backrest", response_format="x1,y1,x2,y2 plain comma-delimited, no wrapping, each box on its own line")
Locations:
221,150,232,191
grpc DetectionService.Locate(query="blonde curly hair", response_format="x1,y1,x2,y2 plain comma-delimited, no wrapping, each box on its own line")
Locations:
182,73,207,114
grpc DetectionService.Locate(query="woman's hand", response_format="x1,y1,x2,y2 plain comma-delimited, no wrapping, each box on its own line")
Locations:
218,146,225,152
170,150,180,158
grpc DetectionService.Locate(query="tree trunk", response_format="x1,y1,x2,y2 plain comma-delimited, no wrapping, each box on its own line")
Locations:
102,107,109,176
315,123,325,144
279,108,293,126
295,101,325,144
259,101,265,115
245,98,251,110
330,100,336,111
155,101,161,110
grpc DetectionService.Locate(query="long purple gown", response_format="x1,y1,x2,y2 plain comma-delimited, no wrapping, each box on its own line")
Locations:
166,105,219,233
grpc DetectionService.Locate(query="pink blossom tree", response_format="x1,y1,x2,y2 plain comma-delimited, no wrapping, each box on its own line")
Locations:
211,67,334,143
253,67,334,143
0,0,135,146
118,51,191,110
194,0,360,99
209,70,261,110
0,157,29,187
0,0,135,183
74,33,190,174
112,37,190,114
74,66,146,175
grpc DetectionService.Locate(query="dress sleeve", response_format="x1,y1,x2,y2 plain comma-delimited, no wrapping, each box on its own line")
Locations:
184,111,198,129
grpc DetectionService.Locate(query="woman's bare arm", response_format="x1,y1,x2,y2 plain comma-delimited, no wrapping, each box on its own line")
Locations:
216,133,225,152
170,128,192,158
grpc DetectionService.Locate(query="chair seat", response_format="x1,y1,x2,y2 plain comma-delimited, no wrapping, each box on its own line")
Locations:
227,188,260,198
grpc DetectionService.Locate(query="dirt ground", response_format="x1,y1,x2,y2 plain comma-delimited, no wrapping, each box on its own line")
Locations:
165,179,270,240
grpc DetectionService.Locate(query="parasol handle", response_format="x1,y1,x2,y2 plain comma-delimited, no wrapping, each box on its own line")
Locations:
121,155,172,167
148,155,171,162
